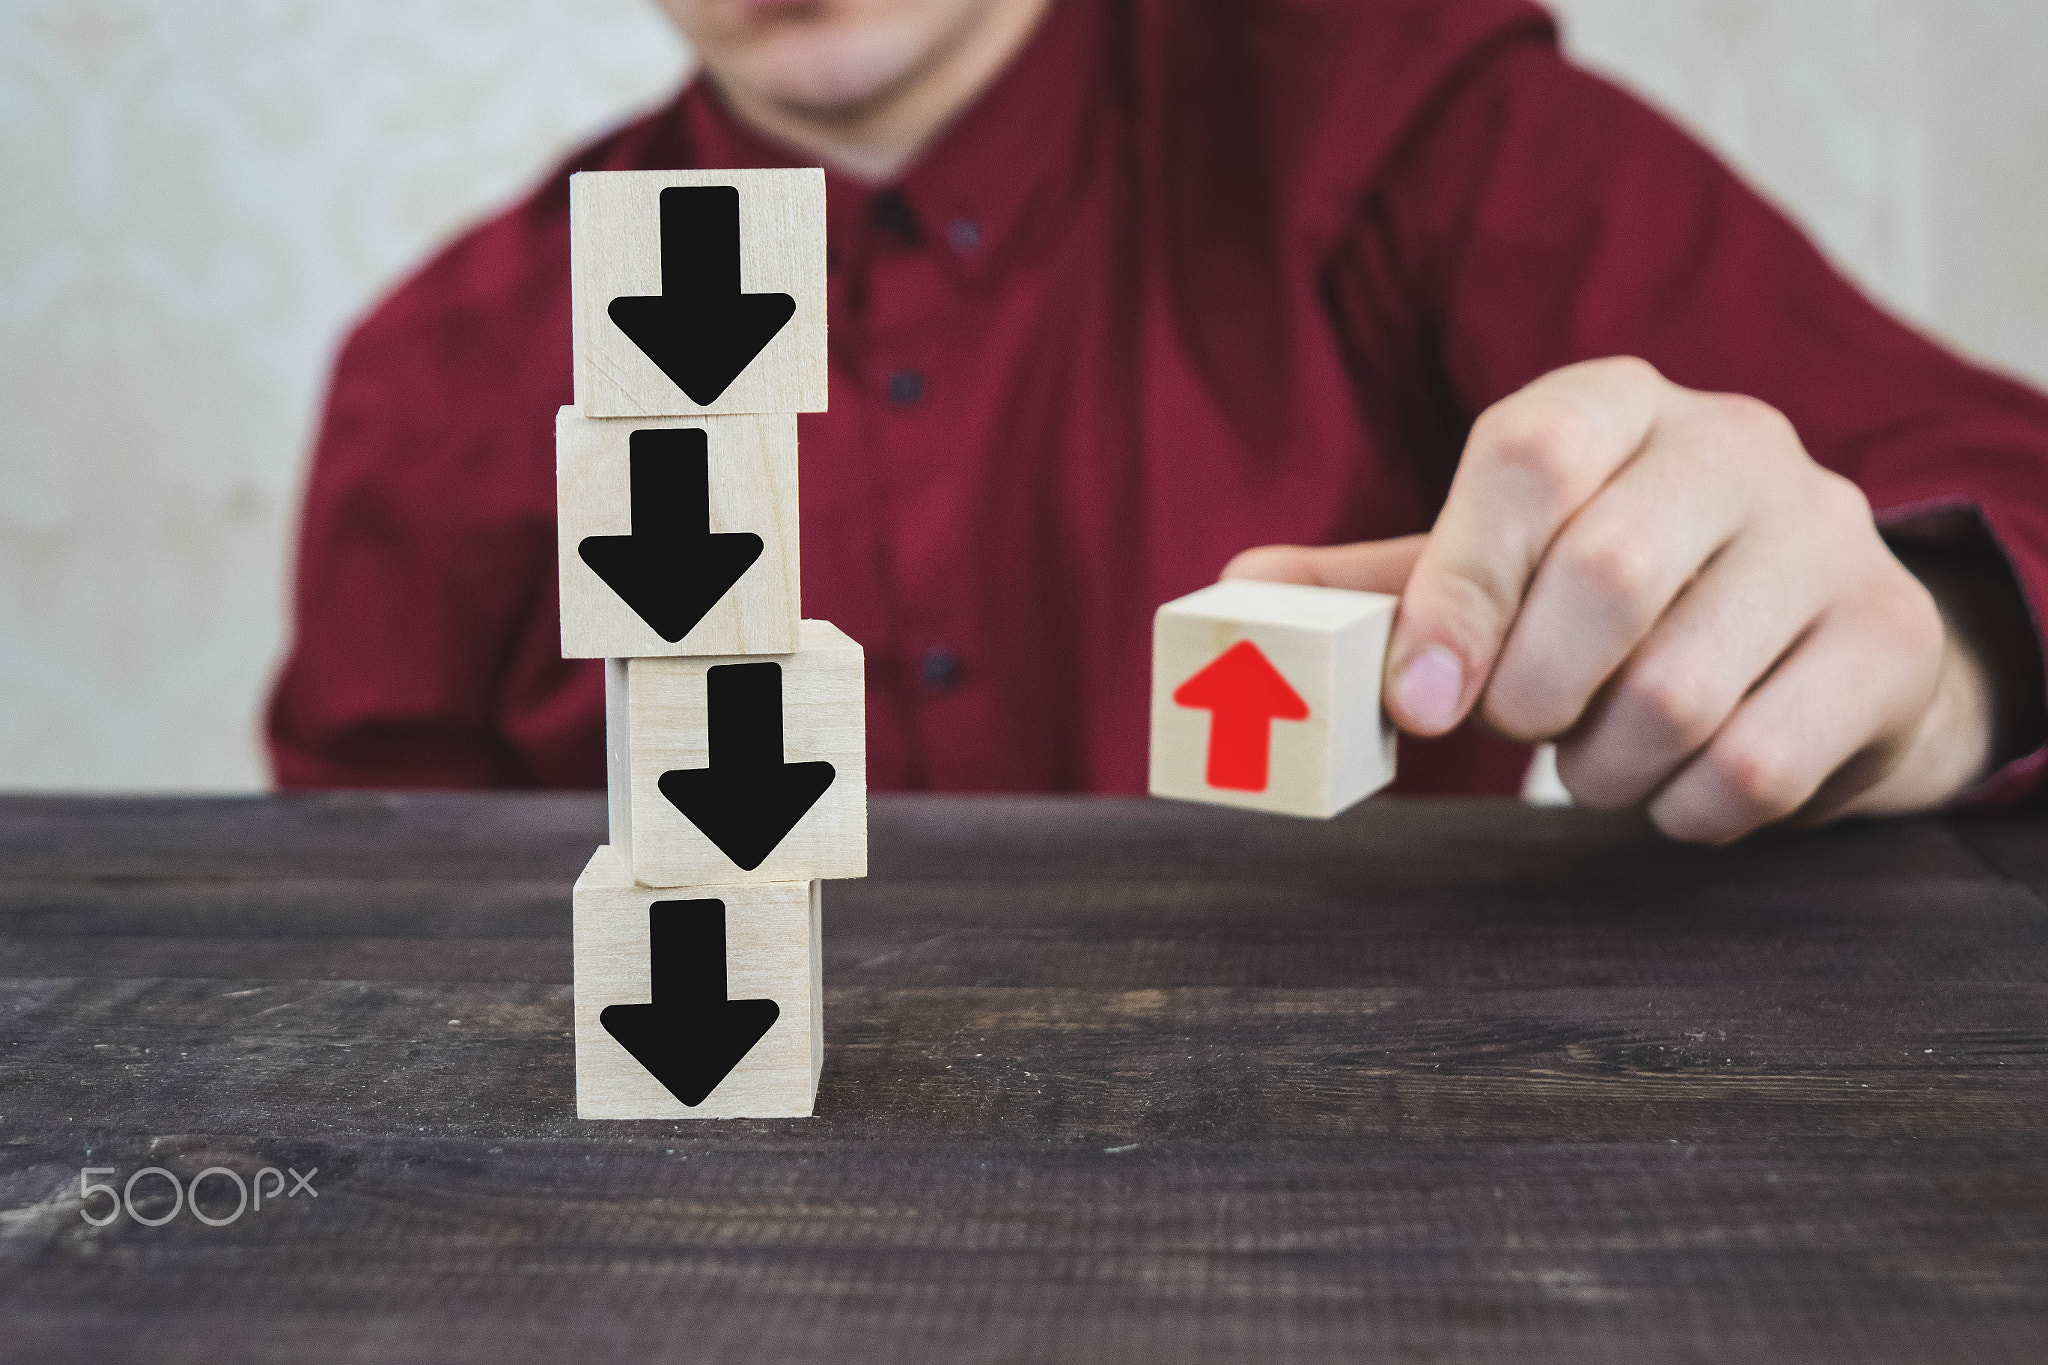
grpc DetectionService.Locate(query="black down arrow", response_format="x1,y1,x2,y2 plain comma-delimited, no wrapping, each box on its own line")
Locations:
608,185,797,406
659,661,835,871
577,428,762,642
599,899,779,1106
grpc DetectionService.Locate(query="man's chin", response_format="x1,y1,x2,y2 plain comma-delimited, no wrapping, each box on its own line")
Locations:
713,16,938,122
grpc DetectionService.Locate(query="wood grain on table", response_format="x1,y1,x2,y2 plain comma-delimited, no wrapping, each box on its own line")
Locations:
1,793,2044,1363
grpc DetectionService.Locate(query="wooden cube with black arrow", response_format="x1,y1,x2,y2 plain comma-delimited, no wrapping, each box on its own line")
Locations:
558,167,861,1119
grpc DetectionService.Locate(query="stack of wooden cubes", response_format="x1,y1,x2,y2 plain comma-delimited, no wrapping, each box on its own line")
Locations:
557,169,863,1119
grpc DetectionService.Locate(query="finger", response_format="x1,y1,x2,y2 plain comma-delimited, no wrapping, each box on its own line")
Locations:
1482,417,1749,741
1788,563,1953,825
1222,535,1428,595
1389,357,1665,736
1554,475,1870,810
1646,581,1943,845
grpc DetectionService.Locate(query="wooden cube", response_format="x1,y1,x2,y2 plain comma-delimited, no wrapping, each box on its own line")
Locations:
617,620,867,887
557,407,799,658
573,846,822,1119
571,168,827,418
1149,579,1397,818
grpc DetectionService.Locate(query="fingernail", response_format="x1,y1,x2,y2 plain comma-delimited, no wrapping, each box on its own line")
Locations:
1395,646,1463,730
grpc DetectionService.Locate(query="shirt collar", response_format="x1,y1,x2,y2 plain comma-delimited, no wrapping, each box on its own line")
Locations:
678,0,1107,282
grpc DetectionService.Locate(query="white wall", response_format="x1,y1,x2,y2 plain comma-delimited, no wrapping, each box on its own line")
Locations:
1556,0,2048,389
0,0,2041,790
0,0,688,790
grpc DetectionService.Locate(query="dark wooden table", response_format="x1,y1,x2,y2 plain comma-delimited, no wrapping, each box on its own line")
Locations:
2,793,2045,1362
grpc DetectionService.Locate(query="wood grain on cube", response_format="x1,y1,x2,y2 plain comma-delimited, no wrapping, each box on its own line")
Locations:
623,620,868,887
571,168,827,417
1150,579,1396,818
557,407,800,658
605,657,631,860
573,846,821,1119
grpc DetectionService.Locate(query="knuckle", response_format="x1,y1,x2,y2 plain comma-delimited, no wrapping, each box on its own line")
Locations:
1817,469,1874,525
1558,526,1662,618
1625,665,1725,751
1710,391,1799,448
1761,470,1870,558
1592,354,1664,388
1709,739,1811,822
1472,397,1591,498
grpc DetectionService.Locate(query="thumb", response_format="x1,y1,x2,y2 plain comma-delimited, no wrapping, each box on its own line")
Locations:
1220,534,1429,595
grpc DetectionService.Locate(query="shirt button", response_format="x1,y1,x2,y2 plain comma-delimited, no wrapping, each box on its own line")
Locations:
868,188,919,242
920,645,963,690
887,370,925,406
947,217,983,253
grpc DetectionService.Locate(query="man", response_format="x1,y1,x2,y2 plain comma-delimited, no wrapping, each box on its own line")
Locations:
269,0,2048,843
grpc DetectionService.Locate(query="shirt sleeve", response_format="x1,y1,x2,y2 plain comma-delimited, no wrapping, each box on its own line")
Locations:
266,307,559,789
1333,35,2048,804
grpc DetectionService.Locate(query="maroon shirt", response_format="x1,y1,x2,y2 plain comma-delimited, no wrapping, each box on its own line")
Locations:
270,0,2048,801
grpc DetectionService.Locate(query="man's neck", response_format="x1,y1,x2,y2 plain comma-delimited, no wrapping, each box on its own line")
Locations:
711,0,1055,184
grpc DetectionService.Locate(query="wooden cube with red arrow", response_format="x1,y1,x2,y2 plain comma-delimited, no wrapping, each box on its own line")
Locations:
1149,579,1398,818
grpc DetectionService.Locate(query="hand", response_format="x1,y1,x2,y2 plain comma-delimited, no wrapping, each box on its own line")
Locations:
1226,356,2014,843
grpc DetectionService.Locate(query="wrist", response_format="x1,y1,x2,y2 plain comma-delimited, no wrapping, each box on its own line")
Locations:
1850,542,2046,815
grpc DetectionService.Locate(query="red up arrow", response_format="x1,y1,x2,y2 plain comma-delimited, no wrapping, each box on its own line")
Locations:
1172,640,1309,792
